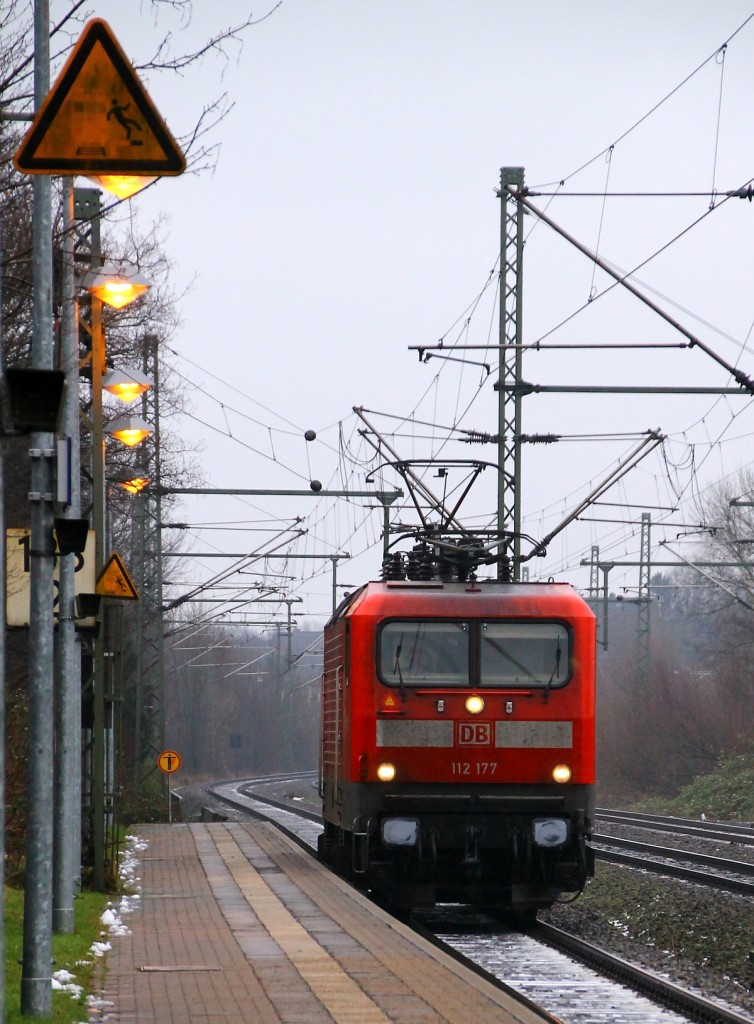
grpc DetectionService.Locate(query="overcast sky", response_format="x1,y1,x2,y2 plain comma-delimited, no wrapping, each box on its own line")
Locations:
72,1,754,624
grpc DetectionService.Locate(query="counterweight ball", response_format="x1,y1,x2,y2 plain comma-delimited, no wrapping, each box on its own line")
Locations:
310,480,322,492
304,429,316,441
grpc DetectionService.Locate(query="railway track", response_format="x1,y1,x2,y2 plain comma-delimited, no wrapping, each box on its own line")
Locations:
591,834,754,894
597,807,754,846
199,777,753,1024
592,807,754,894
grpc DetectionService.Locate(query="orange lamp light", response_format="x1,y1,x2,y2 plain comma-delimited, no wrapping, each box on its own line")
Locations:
105,416,152,447
103,367,153,403
86,175,157,200
84,262,151,309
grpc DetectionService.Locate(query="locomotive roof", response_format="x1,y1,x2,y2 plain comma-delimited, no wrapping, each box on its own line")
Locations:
326,578,594,626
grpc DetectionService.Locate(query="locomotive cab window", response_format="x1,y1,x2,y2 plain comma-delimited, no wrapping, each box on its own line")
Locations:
479,621,570,688
379,622,468,687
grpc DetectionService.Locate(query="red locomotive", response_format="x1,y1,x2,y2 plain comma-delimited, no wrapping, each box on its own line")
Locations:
318,574,596,915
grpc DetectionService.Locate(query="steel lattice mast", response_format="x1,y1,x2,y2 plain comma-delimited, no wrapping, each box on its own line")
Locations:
496,167,525,580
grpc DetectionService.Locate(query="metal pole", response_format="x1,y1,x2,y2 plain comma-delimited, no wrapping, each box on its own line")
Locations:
382,502,391,562
0,216,7,1024
130,339,151,785
497,167,525,579
601,565,611,651
91,286,107,891
73,190,110,890
131,488,145,786
152,337,166,757
286,599,293,670
636,513,651,686
22,0,54,1012
134,334,164,795
53,180,81,932
330,557,338,616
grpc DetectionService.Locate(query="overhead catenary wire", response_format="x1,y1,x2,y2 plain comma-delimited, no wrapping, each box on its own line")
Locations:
147,11,754,618
530,11,754,189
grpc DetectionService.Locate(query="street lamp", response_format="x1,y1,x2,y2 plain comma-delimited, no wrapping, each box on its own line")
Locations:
108,467,152,494
83,261,151,309
105,415,153,447
85,175,156,201
103,367,153,403
83,246,153,892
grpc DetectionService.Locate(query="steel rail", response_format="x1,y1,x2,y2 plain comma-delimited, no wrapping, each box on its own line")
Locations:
596,808,754,845
535,921,754,1024
592,832,754,877
593,845,754,895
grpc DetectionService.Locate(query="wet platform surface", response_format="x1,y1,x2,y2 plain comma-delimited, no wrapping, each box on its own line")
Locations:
91,820,545,1023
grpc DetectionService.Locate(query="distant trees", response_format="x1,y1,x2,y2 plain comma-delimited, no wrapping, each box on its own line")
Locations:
164,621,321,783
596,470,754,803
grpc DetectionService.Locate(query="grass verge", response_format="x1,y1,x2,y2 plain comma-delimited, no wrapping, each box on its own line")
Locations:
4,887,109,1023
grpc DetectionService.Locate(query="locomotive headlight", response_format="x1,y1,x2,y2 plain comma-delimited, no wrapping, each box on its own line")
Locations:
465,695,485,715
376,762,396,782
552,763,572,783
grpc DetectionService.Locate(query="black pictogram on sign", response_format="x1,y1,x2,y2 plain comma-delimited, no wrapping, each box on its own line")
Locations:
158,750,181,775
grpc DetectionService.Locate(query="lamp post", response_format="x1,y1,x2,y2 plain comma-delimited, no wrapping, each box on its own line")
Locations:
0,229,67,1017
9,12,184,998
22,1,55,1010
78,217,153,890
53,179,83,937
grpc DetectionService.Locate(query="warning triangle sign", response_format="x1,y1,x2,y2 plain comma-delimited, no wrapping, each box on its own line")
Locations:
96,552,139,600
14,19,185,176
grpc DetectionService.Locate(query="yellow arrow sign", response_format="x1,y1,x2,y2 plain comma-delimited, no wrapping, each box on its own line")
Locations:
14,19,185,176
96,551,139,600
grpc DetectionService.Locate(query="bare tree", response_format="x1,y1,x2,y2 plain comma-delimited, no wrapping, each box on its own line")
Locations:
595,473,754,801
1,0,278,855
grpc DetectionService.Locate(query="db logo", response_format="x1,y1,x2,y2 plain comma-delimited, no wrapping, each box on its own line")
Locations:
457,721,492,746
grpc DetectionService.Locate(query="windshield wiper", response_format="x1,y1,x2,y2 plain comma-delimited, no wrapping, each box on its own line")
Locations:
542,638,562,704
394,636,407,703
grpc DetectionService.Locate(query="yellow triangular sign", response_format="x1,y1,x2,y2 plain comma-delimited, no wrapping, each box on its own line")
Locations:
96,552,139,600
14,19,185,176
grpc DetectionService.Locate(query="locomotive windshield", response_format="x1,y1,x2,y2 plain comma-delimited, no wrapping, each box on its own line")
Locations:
380,622,469,686
378,619,570,689
479,621,569,686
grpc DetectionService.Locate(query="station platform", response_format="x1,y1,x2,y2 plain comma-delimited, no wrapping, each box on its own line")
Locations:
91,820,544,1023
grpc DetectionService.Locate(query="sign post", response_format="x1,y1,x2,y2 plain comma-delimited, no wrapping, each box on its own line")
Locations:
157,749,181,822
